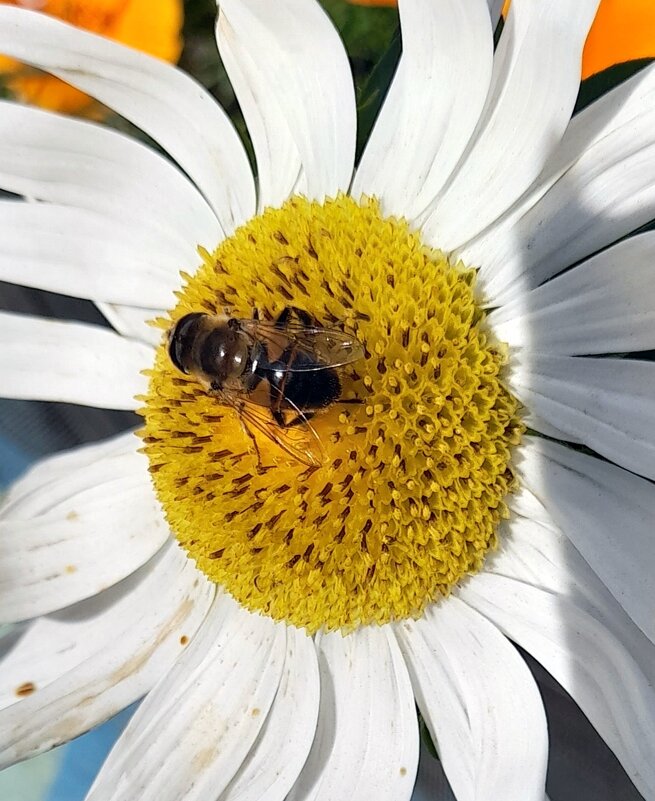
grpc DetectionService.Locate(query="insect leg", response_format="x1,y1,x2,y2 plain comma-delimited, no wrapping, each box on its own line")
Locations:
287,411,315,429
237,409,263,466
274,306,314,328
273,409,315,429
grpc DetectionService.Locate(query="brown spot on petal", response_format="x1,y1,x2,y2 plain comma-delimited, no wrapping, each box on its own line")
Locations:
192,745,217,772
110,598,194,682
16,681,36,697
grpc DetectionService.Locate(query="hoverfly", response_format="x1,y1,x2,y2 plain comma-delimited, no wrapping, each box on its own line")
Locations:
167,306,364,466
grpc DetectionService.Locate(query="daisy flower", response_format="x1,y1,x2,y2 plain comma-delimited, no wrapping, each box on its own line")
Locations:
1,1,654,799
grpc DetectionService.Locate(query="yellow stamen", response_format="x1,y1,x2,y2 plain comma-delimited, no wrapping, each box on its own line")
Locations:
140,195,522,633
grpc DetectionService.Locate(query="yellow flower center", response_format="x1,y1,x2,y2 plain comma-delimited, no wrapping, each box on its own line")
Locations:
140,195,522,633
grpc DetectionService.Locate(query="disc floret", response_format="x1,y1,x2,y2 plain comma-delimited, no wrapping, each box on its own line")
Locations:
141,195,522,633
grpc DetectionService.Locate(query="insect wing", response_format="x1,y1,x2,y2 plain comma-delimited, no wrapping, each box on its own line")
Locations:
241,401,325,467
237,319,364,371
220,386,325,467
297,326,365,370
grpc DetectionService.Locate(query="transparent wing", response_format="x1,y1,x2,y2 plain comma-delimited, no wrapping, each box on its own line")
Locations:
236,318,364,371
222,387,325,467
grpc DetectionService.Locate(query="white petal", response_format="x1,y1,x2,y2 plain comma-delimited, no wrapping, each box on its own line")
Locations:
521,412,582,445
518,436,655,644
287,627,418,801
97,303,164,348
466,64,655,306
0,100,221,263
487,0,503,28
0,312,150,409
489,505,655,687
216,10,300,211
0,434,170,623
86,596,286,801
352,0,493,222
396,598,547,801
220,625,320,801
0,542,214,768
460,573,655,799
510,354,655,480
505,481,555,529
0,430,133,516
500,546,655,801
0,200,181,309
217,0,356,203
0,5,255,232
422,0,600,251
487,232,655,355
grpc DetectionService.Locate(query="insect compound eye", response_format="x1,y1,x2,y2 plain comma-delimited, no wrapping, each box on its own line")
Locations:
228,339,249,376
168,312,205,374
200,328,250,381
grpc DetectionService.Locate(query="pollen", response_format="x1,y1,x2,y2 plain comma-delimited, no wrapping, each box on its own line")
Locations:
140,195,522,633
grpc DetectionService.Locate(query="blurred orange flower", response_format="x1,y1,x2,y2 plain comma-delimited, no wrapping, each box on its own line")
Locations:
348,0,655,80
581,0,655,79
0,0,183,115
